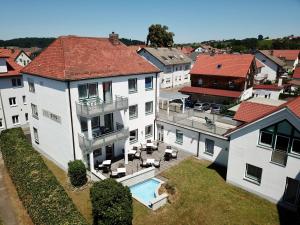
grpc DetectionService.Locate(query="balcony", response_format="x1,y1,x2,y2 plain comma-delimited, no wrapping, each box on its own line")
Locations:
271,150,288,166
76,95,128,117
78,126,129,152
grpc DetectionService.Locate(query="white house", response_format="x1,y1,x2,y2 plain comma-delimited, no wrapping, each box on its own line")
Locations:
21,34,160,175
255,50,285,83
138,47,192,89
226,98,300,209
252,82,287,100
0,54,29,131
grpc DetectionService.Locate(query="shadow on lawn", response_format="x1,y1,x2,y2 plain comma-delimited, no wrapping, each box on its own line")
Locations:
207,162,227,181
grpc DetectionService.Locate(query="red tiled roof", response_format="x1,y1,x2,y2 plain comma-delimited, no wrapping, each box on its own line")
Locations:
253,84,284,91
190,54,255,78
293,67,300,79
21,36,160,81
272,50,300,61
233,102,277,122
0,48,21,59
0,57,22,78
178,46,194,55
255,59,264,68
179,86,241,98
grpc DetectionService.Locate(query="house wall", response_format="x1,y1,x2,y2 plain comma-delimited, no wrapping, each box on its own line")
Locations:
15,52,31,67
253,89,283,100
227,109,300,203
255,52,279,82
0,76,29,131
157,120,229,166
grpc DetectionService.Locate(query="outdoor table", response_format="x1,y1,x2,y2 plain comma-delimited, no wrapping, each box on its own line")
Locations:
165,149,173,154
128,150,137,155
146,143,154,147
146,158,155,165
117,168,126,173
103,160,111,166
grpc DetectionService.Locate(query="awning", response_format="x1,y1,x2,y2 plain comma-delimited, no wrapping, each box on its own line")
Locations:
179,86,242,98
159,92,190,101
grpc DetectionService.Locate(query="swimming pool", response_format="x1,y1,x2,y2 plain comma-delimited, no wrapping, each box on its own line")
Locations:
130,178,162,207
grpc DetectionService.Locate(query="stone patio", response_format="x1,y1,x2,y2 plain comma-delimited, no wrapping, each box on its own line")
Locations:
97,142,192,178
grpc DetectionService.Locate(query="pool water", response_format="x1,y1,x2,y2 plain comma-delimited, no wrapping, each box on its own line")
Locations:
130,178,160,206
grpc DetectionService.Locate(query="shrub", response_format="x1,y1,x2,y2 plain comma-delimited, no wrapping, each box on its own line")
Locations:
68,160,87,187
90,179,132,225
165,181,176,195
0,128,88,225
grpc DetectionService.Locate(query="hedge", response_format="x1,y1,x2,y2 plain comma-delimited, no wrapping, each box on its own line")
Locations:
90,179,132,225
68,160,87,187
0,128,89,225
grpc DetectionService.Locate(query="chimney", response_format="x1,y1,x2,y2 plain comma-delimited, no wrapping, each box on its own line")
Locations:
270,50,274,56
109,32,119,45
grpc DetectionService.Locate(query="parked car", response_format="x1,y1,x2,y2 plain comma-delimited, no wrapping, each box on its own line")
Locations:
210,104,222,114
194,102,210,111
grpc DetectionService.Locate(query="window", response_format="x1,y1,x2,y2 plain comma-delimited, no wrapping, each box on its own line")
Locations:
11,78,22,87
43,110,61,123
259,130,273,146
145,125,153,138
94,148,102,157
245,164,262,184
145,77,153,90
80,118,87,132
205,139,215,155
130,129,138,143
31,104,38,119
28,80,35,93
25,113,28,121
91,116,100,129
185,74,189,80
129,105,138,119
12,115,19,125
166,66,172,73
292,139,300,154
9,97,17,106
33,127,39,144
78,83,98,99
145,101,153,115
198,78,203,86
128,78,137,93
185,65,190,70
166,78,171,83
22,95,26,104
0,119,3,128
176,130,183,144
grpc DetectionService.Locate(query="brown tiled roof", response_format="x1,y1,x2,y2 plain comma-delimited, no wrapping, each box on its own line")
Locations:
253,84,286,91
0,48,21,59
190,54,255,78
0,58,22,78
259,50,286,67
179,86,242,98
272,50,300,61
255,59,264,68
21,36,160,81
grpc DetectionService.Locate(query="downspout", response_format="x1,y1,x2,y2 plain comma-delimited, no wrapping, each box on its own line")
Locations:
67,81,76,160
0,90,7,130
154,72,158,140
196,132,200,157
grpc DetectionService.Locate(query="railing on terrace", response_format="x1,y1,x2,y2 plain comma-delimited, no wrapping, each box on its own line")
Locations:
76,95,128,117
157,109,240,136
271,150,288,166
78,126,129,153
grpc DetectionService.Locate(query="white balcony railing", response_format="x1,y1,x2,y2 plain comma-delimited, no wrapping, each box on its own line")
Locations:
76,95,128,117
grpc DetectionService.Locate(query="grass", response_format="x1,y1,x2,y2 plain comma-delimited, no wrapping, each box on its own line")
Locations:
43,156,297,225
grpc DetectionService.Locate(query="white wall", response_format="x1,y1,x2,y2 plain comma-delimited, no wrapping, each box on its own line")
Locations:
227,109,300,203
253,89,283,100
15,52,31,67
0,76,29,131
255,53,279,82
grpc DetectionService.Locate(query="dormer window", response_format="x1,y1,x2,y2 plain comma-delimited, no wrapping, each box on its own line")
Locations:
216,64,222,69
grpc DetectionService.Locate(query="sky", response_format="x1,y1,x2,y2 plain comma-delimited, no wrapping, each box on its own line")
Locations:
1,0,300,43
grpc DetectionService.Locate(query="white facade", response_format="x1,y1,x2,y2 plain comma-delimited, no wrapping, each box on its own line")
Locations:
138,50,191,89
255,52,280,82
157,120,229,167
0,76,29,131
227,108,300,207
15,51,31,67
23,72,159,171
253,89,283,100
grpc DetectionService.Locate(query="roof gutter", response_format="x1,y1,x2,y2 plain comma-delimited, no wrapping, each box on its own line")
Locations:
0,90,7,130
67,81,76,160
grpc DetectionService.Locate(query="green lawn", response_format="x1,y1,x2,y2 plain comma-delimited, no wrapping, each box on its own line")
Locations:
43,156,297,225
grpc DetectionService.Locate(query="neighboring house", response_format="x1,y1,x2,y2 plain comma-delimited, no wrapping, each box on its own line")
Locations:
271,50,300,71
252,82,289,100
128,45,146,52
177,46,194,55
138,47,192,88
226,97,300,209
0,53,29,131
21,34,160,172
254,50,286,83
289,66,300,90
179,54,256,103
0,48,32,67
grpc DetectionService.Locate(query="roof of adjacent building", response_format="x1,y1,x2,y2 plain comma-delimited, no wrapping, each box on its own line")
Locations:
293,67,300,79
190,54,255,78
139,47,192,66
253,84,286,91
177,46,194,55
0,57,22,78
258,50,286,67
255,59,264,68
179,86,242,98
272,50,300,61
0,48,21,59
21,36,160,81
233,102,277,122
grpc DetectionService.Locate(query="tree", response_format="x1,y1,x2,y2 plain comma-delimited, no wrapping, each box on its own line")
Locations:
258,34,263,40
90,179,132,225
68,160,87,187
146,24,174,47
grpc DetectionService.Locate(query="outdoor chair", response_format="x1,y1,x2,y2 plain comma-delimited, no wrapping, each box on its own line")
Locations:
172,150,178,159
140,158,148,168
164,153,171,161
110,170,119,178
166,145,172,149
146,146,153,154
205,117,214,126
135,151,141,159
140,143,146,151
102,165,111,173
153,159,161,168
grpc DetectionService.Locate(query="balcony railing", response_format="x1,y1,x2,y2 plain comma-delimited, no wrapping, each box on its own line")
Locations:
78,126,129,152
76,95,128,117
271,150,288,166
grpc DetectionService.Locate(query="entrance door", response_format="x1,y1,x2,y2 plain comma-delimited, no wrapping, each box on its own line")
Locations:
284,177,300,207
103,81,112,103
158,125,164,142
105,145,114,160
104,113,114,132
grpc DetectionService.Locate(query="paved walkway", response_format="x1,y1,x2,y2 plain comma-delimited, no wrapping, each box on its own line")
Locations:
0,153,19,225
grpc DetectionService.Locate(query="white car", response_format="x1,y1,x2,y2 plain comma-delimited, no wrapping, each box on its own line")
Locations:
194,102,210,111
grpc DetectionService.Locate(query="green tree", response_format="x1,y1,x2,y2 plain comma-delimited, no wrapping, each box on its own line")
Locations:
258,34,263,40
90,179,132,225
146,24,174,47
